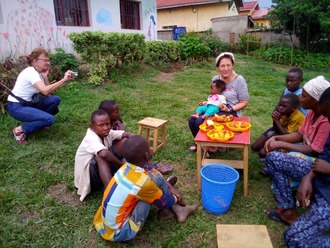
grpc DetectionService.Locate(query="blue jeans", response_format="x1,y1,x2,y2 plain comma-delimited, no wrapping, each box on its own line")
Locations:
7,95,61,135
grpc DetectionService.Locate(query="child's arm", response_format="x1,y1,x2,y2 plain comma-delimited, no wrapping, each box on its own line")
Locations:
122,132,135,139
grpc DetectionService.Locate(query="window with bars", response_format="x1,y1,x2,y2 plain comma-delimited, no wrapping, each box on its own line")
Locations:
53,0,90,26
120,0,141,30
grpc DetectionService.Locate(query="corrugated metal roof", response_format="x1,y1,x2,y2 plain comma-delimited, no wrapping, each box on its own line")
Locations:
157,0,229,9
251,9,269,19
239,1,258,11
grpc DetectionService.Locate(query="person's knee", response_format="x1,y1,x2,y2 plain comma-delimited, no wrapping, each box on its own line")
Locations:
51,95,61,106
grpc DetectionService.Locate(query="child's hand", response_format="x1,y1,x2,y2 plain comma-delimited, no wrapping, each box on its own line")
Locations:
198,100,205,106
272,111,281,121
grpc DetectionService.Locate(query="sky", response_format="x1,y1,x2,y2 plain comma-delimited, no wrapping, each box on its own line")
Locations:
253,0,273,8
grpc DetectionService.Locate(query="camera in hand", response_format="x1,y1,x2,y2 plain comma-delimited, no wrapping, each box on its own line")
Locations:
72,71,78,78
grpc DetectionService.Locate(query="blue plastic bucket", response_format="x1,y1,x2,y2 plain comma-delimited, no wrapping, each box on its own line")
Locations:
201,164,239,214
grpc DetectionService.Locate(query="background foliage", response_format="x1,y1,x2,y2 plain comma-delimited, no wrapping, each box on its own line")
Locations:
269,0,330,52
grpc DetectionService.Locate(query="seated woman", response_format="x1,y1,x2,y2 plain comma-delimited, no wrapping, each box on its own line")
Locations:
188,52,249,152
263,86,330,247
7,47,74,144
264,76,330,162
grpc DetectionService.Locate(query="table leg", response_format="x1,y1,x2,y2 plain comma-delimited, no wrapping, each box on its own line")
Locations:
243,145,249,196
196,142,202,190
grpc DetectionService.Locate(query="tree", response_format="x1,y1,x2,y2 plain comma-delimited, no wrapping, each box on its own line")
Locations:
269,0,330,52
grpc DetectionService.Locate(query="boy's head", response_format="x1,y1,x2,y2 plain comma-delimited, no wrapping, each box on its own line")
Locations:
278,94,300,116
89,109,111,138
286,67,303,92
122,135,152,166
211,79,226,94
98,100,120,121
319,87,330,122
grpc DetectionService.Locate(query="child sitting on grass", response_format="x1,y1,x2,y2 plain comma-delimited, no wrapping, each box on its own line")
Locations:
98,99,173,175
276,67,307,116
191,79,227,119
252,94,305,176
93,135,198,242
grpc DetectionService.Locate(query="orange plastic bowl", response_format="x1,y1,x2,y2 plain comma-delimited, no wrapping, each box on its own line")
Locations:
226,122,251,132
206,130,234,141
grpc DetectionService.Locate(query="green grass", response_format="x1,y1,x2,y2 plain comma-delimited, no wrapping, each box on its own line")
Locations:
1,55,330,248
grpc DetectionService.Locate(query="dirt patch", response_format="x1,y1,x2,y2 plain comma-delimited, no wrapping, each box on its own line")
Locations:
48,183,81,208
153,72,174,82
20,211,40,222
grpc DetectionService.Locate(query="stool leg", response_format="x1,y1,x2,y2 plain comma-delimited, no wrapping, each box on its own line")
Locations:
161,124,166,148
145,128,150,142
137,125,142,135
153,128,159,153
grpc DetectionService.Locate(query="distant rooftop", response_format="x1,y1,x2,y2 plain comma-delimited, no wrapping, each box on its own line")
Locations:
239,1,258,11
157,0,243,8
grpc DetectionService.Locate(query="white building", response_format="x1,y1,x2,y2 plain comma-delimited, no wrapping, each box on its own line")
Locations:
0,0,157,61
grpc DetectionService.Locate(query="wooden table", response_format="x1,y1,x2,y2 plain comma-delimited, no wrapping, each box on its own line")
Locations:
195,117,250,196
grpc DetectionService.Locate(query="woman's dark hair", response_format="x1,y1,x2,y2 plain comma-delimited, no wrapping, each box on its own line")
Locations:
26,47,49,65
319,87,330,106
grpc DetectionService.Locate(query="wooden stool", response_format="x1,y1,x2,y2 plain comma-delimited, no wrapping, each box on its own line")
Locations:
216,224,273,248
137,117,167,153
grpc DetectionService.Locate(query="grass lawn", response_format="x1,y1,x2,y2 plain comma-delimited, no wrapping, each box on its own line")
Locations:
1,55,329,248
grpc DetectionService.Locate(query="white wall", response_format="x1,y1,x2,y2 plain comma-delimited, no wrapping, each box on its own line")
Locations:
0,0,157,61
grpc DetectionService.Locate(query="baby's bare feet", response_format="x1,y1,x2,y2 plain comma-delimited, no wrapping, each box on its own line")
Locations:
191,113,199,118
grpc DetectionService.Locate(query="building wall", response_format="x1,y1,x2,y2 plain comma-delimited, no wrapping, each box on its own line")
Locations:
0,0,157,61
157,2,238,32
211,15,249,43
254,19,270,28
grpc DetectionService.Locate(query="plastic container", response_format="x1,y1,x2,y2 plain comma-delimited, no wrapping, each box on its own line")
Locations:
201,164,239,214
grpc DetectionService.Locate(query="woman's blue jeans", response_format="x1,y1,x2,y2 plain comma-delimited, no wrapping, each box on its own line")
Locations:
7,95,61,135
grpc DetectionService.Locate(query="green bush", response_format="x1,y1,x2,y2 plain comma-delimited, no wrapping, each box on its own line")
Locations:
144,40,182,67
69,32,146,85
251,45,330,69
238,33,262,54
178,33,211,61
49,48,80,81
200,31,232,57
0,57,28,113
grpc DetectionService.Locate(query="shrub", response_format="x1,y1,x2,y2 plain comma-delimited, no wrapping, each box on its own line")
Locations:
178,33,211,61
49,48,80,81
237,33,262,54
144,40,182,67
200,31,232,57
69,32,146,85
251,45,330,69
0,57,28,113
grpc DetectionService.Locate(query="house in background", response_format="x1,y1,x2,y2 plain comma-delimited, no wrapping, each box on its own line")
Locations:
0,0,157,61
157,0,243,35
239,1,269,27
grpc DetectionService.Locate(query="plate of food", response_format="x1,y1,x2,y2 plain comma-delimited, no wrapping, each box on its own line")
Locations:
199,120,224,132
226,121,251,132
212,114,235,123
207,129,234,141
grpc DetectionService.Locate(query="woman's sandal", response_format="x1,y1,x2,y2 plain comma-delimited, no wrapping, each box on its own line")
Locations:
259,169,270,177
263,208,290,225
188,144,197,152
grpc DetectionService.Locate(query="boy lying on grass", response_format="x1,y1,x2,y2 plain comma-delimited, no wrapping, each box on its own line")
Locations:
94,135,198,242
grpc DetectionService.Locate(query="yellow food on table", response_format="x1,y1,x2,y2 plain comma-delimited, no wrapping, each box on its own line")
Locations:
213,114,234,123
226,121,251,131
207,130,234,141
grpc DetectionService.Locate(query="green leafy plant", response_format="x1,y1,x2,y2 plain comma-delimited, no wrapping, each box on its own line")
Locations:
49,48,80,81
144,40,182,67
69,32,146,84
237,33,262,54
200,30,232,57
178,33,211,62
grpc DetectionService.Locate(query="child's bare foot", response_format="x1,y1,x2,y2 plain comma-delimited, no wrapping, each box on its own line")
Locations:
171,204,198,223
202,115,207,119
157,209,176,221
191,113,200,118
